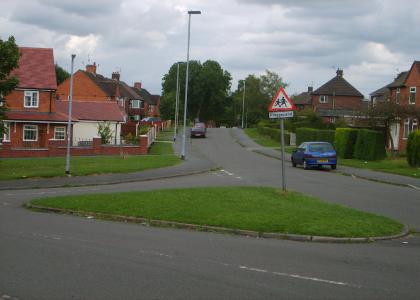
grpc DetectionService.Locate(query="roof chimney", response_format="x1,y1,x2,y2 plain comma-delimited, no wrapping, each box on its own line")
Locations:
336,69,343,77
112,72,120,99
86,62,97,74
134,82,142,90
112,72,120,82
308,86,313,93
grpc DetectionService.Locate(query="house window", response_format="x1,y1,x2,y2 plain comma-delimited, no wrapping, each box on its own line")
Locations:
404,118,418,139
148,105,154,112
409,87,416,104
24,91,39,108
54,127,66,140
131,100,140,108
131,115,140,121
2,123,10,142
396,88,400,104
319,95,328,103
23,124,38,141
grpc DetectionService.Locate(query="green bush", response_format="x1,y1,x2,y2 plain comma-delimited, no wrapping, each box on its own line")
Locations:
354,129,386,161
139,126,152,135
334,128,359,158
296,128,335,146
406,130,420,167
257,125,290,145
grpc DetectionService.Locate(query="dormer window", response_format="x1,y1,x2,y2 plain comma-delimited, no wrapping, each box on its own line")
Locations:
319,95,328,103
409,87,416,104
24,91,39,108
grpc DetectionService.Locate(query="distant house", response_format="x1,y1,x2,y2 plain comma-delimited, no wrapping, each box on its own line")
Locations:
385,61,420,151
292,87,313,111
370,85,390,105
1,47,67,149
311,69,364,123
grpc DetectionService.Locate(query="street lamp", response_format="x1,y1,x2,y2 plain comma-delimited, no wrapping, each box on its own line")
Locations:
173,62,180,141
65,54,76,175
181,10,201,160
241,80,246,129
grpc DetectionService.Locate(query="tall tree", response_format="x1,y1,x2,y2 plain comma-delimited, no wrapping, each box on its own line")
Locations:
0,36,20,136
260,69,288,100
160,60,232,124
55,64,70,85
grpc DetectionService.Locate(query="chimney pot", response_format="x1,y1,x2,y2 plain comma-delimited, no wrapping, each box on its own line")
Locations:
112,72,120,81
134,82,142,90
308,86,313,93
336,69,343,77
86,62,97,74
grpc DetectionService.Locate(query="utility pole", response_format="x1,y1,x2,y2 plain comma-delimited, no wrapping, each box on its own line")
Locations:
173,63,180,141
241,80,246,129
65,54,76,175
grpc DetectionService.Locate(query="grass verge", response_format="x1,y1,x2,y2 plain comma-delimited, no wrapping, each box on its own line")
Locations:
340,158,420,179
244,128,294,153
30,186,403,238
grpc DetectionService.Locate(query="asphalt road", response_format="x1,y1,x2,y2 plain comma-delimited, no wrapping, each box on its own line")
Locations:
1,128,419,299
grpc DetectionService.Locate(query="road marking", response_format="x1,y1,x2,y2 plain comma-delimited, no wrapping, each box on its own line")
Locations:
408,184,420,191
221,169,234,176
239,265,352,287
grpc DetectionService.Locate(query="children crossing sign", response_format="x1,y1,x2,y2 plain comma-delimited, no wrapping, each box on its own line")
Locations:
268,87,296,119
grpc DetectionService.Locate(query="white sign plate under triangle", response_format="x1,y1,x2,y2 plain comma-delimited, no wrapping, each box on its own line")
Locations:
269,111,294,119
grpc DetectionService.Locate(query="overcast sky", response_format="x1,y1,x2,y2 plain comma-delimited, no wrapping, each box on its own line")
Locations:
1,0,419,97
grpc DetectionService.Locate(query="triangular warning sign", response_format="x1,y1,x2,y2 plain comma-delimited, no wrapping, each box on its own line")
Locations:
268,87,296,112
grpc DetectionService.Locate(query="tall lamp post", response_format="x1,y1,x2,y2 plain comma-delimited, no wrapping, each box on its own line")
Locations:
173,62,180,141
181,10,201,160
65,54,76,175
241,80,246,129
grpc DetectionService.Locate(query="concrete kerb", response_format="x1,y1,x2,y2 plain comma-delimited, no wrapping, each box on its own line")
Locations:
0,166,218,191
27,203,410,244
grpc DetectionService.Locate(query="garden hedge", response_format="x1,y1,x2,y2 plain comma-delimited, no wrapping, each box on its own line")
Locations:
295,128,335,146
353,129,386,161
407,130,420,167
257,125,290,145
334,128,359,158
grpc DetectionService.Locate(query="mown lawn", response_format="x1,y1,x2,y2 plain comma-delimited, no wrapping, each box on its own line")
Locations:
31,187,403,238
339,157,420,179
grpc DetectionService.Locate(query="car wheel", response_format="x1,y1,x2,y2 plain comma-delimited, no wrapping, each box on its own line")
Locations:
331,164,337,170
292,158,296,167
303,160,309,170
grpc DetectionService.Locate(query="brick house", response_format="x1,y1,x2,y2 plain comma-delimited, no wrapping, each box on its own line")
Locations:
384,61,420,151
1,47,68,150
57,64,160,136
311,69,364,123
292,87,313,111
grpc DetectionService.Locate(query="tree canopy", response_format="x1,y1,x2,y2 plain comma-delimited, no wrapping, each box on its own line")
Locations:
55,64,70,85
160,60,232,125
0,36,20,135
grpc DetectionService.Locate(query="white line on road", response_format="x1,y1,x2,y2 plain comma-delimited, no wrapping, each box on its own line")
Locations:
239,265,353,287
408,184,420,191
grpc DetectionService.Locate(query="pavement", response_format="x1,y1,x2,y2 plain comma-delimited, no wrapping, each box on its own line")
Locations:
1,127,418,190
230,128,420,189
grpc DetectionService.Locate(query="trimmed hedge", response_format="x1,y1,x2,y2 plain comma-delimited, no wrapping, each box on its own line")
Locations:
407,130,420,167
334,128,359,158
354,129,386,161
257,125,290,145
296,128,335,146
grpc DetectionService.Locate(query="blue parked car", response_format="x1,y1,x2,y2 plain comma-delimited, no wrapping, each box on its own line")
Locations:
291,142,337,170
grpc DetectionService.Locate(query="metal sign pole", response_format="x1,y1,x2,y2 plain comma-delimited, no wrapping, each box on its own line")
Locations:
280,118,286,191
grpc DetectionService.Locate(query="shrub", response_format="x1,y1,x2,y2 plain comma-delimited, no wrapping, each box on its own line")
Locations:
354,129,386,161
334,128,359,158
406,130,420,167
296,128,335,146
256,125,290,145
97,121,113,144
139,126,152,135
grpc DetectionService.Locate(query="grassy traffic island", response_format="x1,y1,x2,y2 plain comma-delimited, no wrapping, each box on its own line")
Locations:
29,187,404,239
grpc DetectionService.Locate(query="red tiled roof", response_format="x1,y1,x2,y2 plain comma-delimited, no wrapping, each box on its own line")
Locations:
6,111,69,122
56,100,126,122
10,47,57,90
